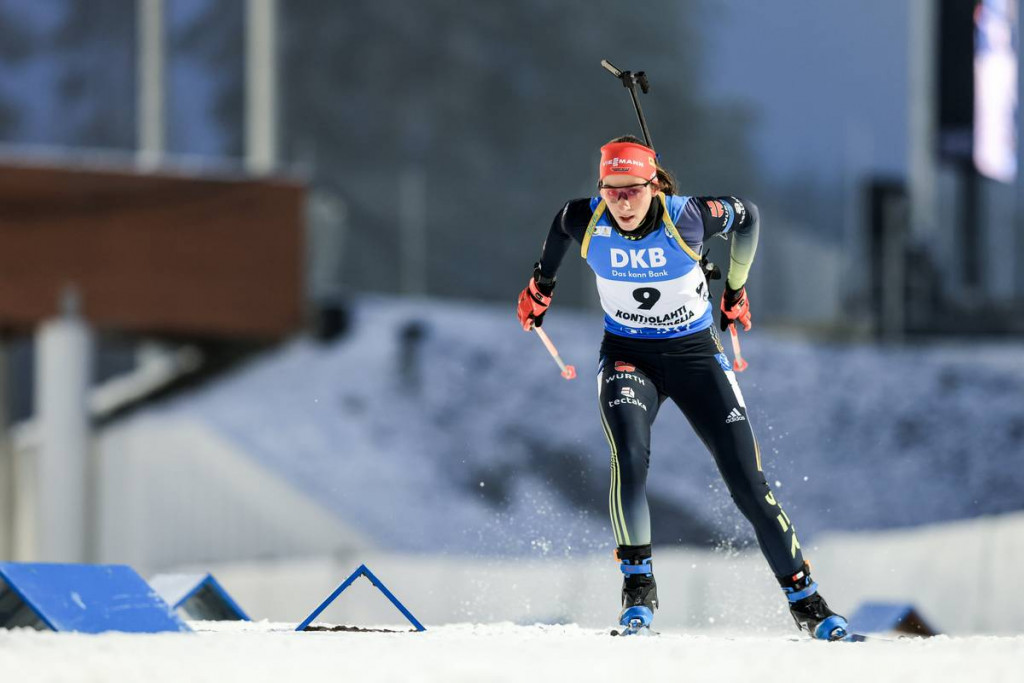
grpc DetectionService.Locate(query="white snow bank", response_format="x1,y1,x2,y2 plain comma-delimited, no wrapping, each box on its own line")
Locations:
0,621,1020,683
128,295,1024,555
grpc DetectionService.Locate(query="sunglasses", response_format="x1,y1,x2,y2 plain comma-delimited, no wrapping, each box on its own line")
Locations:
597,179,654,203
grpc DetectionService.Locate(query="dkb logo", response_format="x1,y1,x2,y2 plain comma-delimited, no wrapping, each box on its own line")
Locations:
610,248,666,269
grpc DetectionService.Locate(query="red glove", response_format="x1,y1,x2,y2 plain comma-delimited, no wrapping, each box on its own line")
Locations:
516,270,555,330
720,285,752,331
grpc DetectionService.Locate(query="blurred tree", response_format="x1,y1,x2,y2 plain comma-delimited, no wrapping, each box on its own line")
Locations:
278,1,757,306
1,1,759,309
52,0,135,149
0,2,32,139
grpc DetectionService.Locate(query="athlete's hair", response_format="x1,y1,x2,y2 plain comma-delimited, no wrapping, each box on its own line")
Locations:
609,135,678,196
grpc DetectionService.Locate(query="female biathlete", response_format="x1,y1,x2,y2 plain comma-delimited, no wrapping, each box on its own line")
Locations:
516,137,848,639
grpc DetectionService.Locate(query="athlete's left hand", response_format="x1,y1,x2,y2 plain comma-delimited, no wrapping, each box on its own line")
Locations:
720,285,752,331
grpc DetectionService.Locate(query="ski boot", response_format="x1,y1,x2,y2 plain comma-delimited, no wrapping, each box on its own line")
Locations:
780,562,849,641
613,545,658,636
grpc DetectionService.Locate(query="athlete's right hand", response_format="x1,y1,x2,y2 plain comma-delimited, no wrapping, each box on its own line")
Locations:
516,267,556,330
720,285,752,331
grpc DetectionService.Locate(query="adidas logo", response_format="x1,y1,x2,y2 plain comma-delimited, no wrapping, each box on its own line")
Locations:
725,407,746,424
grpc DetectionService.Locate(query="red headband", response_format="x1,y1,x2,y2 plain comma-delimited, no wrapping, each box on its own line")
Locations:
599,141,657,181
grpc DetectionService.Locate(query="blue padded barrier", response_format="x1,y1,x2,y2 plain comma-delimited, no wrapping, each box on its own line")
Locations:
848,601,939,636
150,573,250,622
0,562,190,633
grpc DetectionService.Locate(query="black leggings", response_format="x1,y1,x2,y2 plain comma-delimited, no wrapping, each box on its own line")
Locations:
598,327,804,579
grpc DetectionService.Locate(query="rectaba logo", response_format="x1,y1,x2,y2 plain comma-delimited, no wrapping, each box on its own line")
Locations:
608,386,648,411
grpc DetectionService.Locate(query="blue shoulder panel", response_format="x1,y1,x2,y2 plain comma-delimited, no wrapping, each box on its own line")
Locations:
665,194,691,225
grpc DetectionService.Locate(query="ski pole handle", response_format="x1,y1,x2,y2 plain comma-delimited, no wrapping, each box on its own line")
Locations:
534,326,577,380
600,59,623,78
729,324,748,372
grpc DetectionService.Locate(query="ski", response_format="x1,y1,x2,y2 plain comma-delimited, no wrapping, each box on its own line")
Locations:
610,622,657,637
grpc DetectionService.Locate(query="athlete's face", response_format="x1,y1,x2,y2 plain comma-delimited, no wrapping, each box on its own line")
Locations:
598,174,656,232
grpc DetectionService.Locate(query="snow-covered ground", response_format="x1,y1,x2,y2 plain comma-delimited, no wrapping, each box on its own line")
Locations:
1,621,1021,683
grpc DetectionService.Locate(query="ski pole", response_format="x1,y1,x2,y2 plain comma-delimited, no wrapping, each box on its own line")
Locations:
729,324,748,372
533,326,577,380
600,59,654,149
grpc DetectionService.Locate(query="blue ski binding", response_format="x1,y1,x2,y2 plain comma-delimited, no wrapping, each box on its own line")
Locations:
815,614,850,641
611,605,653,636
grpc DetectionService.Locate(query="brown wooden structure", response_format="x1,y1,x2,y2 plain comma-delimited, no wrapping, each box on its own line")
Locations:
0,161,305,340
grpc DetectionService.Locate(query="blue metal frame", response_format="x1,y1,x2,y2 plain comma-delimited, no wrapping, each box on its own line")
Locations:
295,564,425,632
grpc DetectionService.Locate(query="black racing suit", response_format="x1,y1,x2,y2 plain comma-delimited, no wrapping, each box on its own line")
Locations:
536,195,805,581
